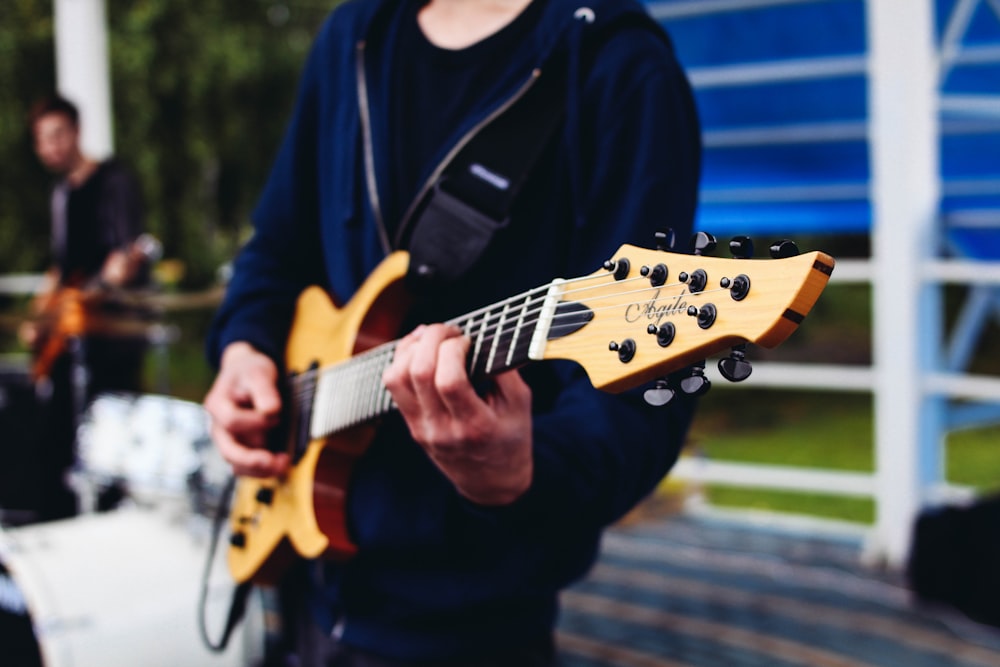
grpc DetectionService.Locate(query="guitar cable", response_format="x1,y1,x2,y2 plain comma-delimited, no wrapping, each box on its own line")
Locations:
197,473,253,653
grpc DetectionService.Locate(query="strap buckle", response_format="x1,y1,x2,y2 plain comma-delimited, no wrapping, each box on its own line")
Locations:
406,181,509,288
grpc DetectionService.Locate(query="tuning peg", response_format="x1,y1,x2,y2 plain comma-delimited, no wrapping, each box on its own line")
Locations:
769,239,799,259
678,360,712,397
643,378,676,406
654,228,676,251
689,231,717,256
729,235,754,259
718,344,753,382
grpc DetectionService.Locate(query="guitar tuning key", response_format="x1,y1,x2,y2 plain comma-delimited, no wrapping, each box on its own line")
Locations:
718,344,753,383
645,360,712,406
678,360,712,397
689,231,717,256
654,228,676,251
602,257,631,281
769,239,799,259
729,235,754,259
643,378,676,406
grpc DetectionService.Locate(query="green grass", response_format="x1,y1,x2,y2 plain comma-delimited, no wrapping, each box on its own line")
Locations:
702,487,876,524
947,426,1000,488
682,389,1000,525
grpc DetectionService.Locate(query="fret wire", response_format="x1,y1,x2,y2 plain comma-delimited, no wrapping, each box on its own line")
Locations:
354,363,362,426
485,301,509,374
506,293,532,368
345,361,356,427
468,310,487,376
363,355,373,421
368,353,381,420
354,357,365,425
378,350,390,417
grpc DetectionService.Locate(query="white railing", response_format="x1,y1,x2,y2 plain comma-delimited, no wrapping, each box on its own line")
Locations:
652,0,1000,567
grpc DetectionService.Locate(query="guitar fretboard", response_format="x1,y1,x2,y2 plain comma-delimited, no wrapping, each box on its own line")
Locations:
306,279,565,439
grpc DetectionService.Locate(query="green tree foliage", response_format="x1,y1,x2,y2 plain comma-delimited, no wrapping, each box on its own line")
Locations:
0,1,336,286
0,1,58,272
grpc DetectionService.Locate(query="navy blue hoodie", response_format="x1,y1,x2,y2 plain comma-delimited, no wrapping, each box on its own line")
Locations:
208,0,701,659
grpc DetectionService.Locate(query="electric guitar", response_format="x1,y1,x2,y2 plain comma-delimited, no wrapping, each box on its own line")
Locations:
226,240,835,584
27,233,163,382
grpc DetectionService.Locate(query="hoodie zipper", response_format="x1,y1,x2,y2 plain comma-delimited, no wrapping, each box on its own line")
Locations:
393,68,542,248
356,37,542,253
356,41,393,255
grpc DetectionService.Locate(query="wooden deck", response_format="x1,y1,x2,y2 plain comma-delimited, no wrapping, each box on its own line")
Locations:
557,512,1000,667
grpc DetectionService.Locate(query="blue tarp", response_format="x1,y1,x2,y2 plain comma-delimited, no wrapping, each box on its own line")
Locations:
650,0,1000,252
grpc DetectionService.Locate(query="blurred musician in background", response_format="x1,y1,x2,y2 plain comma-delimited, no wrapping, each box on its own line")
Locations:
18,93,156,521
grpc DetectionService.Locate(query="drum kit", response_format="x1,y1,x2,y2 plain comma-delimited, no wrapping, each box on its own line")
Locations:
0,284,268,666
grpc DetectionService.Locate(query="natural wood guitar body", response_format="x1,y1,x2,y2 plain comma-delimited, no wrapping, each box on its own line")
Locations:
227,252,410,584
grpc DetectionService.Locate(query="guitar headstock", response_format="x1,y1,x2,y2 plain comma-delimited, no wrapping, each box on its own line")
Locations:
540,239,835,394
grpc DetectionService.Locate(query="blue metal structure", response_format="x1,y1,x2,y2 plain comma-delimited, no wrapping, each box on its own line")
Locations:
648,0,1000,566
651,0,1000,241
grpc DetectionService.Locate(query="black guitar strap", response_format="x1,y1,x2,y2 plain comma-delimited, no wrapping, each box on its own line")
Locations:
401,61,568,288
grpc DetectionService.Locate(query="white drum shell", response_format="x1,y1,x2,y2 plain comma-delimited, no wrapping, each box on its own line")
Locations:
0,508,263,667
75,393,215,505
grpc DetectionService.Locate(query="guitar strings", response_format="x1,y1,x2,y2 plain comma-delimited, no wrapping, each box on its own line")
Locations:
293,272,756,398
297,270,782,435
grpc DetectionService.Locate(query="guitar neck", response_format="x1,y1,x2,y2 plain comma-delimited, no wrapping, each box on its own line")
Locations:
297,243,835,442
306,280,561,439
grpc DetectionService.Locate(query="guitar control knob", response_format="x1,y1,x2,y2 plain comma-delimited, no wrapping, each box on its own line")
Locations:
229,531,247,549
255,487,275,505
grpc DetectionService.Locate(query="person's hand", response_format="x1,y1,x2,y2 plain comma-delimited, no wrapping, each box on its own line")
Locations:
204,342,289,478
382,324,533,506
18,321,38,348
100,250,130,287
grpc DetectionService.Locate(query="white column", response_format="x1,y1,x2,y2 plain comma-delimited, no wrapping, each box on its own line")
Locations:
865,0,942,567
54,0,114,159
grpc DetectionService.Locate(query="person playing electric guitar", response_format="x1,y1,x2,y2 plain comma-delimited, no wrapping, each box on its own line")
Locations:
204,0,702,664
22,94,155,521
